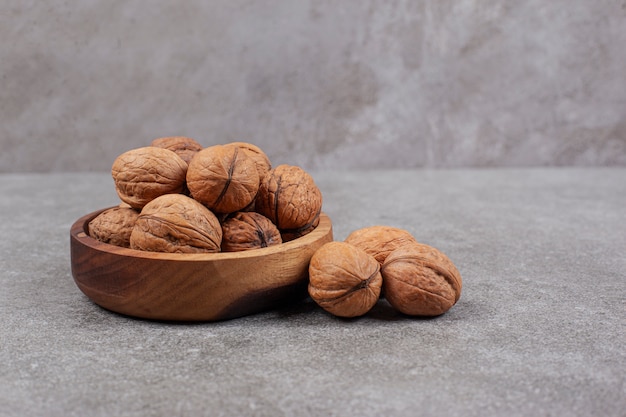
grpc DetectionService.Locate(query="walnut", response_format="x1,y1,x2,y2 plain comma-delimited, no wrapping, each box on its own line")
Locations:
255,164,322,232
229,142,272,185
221,212,282,252
151,136,203,164
381,242,462,316
111,147,188,209
186,144,260,214
280,213,320,242
88,206,139,248
130,194,222,253
344,226,417,265
308,241,382,318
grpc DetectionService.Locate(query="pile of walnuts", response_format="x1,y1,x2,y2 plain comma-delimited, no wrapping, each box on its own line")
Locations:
88,137,322,253
308,226,462,318
88,136,462,319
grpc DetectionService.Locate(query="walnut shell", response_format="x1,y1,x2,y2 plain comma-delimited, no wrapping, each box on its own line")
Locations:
255,164,322,231
151,136,203,164
229,142,271,185
221,212,282,252
280,213,320,242
344,226,417,265
111,147,188,209
130,194,222,253
186,144,260,214
308,241,382,318
88,206,139,248
381,242,462,316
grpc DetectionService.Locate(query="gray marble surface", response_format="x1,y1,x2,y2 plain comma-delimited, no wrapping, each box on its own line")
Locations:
1,169,625,417
2,1,626,172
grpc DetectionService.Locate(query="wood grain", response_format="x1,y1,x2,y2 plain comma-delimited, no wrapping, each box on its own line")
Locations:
70,208,333,321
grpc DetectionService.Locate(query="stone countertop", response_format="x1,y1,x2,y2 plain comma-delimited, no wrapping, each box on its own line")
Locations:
1,169,624,417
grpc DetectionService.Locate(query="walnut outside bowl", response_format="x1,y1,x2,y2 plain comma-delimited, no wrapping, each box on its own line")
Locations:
70,208,333,322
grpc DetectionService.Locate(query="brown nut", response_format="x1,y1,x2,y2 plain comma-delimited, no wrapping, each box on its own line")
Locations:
130,194,222,253
111,147,188,209
228,142,272,185
308,241,382,318
151,136,203,164
88,206,139,248
186,144,260,214
280,213,320,242
221,212,282,252
255,164,322,231
345,226,417,265
381,242,462,316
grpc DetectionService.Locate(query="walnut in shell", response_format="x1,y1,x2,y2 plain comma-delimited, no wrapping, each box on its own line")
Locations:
130,194,222,253
111,147,188,209
381,242,462,316
229,142,271,184
345,226,417,265
280,214,320,242
88,206,139,248
221,212,282,252
255,164,322,232
308,241,382,318
186,144,260,214
151,136,203,164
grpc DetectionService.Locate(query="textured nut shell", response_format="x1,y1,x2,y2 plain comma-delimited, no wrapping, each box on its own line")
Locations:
255,164,322,231
221,212,282,252
381,242,462,316
229,142,272,184
308,241,382,318
130,194,222,253
88,206,139,248
345,226,417,265
281,214,320,242
186,145,260,214
111,147,188,209
151,136,203,164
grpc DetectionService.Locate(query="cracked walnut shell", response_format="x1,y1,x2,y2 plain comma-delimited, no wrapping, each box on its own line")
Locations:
111,147,188,209
186,144,260,214
308,241,382,318
255,164,322,232
88,206,139,248
381,242,462,316
221,212,282,252
130,194,222,253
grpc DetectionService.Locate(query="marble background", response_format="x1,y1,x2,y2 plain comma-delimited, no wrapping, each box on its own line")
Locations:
2,0,625,172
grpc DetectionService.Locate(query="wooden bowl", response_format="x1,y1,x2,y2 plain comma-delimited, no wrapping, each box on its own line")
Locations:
70,208,333,322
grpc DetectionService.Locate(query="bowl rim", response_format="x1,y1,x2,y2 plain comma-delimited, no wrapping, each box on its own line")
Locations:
71,208,333,262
